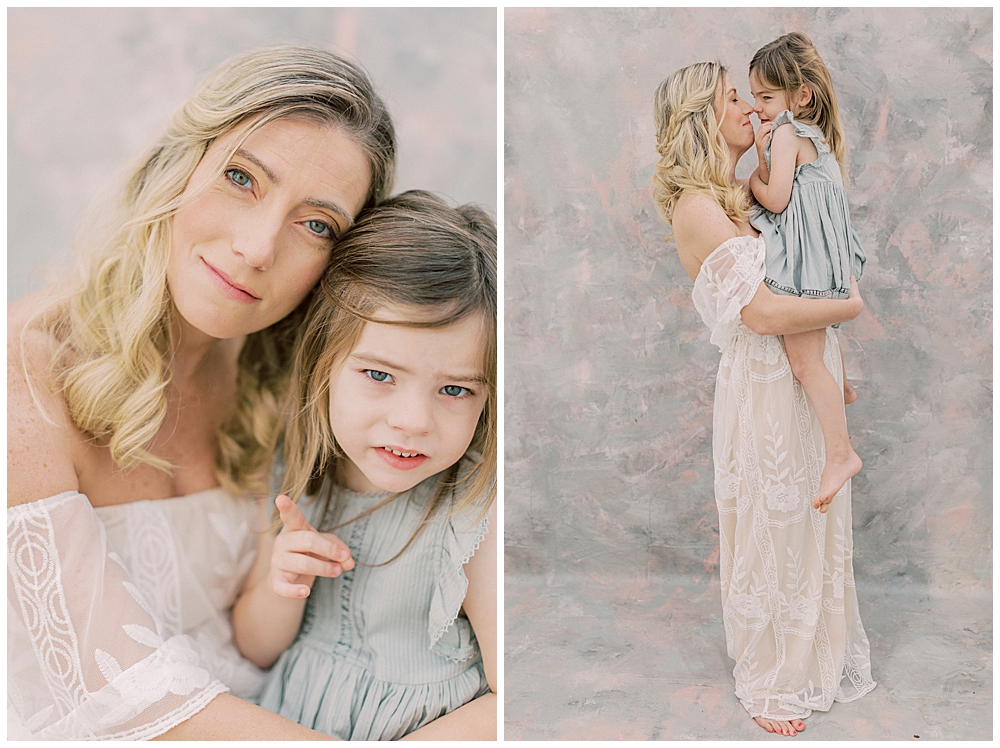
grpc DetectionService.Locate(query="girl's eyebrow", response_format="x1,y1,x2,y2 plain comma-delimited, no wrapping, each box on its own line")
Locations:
233,147,354,229
351,352,487,384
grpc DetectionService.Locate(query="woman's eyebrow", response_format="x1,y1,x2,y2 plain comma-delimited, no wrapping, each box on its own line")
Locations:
235,147,353,229
235,148,278,183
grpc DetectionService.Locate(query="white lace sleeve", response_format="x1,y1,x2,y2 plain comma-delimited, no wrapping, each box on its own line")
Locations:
691,235,767,349
7,492,227,740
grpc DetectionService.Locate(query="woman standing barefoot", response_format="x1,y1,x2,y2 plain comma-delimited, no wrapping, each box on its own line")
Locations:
651,62,876,736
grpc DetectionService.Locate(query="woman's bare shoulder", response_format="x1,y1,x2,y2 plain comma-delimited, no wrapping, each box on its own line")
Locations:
672,194,741,280
8,286,82,507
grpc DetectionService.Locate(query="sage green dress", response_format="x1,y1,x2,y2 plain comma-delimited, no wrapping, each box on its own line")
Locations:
257,464,491,740
751,110,866,302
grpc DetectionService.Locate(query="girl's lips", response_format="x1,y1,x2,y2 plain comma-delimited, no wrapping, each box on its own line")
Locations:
203,259,259,303
374,446,429,471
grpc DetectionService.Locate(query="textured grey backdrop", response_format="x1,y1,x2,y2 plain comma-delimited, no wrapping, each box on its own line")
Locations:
8,7,496,302
504,7,991,740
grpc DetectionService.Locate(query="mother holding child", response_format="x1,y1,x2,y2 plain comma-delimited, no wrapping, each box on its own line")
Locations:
652,33,876,737
9,45,495,740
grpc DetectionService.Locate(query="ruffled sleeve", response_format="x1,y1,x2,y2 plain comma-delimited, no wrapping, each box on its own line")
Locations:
691,235,767,349
763,110,829,168
427,498,491,664
7,492,227,740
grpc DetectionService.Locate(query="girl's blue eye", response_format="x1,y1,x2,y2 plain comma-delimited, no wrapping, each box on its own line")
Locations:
306,219,332,237
366,369,391,383
442,385,471,398
226,168,251,188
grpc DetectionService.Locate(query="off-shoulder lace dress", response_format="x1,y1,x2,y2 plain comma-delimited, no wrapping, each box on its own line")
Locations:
257,463,492,740
7,488,266,739
692,234,876,720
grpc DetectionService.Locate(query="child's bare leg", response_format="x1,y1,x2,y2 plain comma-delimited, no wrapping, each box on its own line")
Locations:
839,336,856,404
784,330,862,512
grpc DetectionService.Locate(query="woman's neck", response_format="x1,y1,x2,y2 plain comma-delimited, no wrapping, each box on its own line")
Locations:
726,147,741,184
168,308,242,384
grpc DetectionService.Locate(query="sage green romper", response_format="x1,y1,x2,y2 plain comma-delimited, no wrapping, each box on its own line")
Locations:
750,110,866,301
257,463,491,740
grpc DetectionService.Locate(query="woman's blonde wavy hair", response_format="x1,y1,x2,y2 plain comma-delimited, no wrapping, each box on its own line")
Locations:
280,190,496,562
749,32,847,177
651,61,750,227
34,44,396,496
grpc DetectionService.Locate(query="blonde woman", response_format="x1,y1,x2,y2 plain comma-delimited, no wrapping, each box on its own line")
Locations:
652,62,875,737
8,45,395,739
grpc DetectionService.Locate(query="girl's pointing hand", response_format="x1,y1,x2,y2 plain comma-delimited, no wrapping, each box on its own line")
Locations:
271,494,355,599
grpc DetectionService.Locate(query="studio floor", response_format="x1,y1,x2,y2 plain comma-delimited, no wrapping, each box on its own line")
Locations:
504,570,991,741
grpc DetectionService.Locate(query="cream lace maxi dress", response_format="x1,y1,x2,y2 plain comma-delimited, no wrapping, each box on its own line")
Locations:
7,488,267,739
692,234,876,720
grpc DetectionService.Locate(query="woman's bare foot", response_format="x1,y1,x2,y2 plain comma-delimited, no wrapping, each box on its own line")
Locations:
843,381,857,405
753,715,806,736
813,449,863,513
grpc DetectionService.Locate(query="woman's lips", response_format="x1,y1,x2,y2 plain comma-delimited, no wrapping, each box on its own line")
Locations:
203,259,260,303
374,446,429,471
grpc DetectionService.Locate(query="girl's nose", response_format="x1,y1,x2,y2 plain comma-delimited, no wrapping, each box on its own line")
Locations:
387,393,433,436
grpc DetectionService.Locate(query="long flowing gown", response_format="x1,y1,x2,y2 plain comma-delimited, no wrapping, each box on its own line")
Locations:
692,234,876,720
7,488,266,739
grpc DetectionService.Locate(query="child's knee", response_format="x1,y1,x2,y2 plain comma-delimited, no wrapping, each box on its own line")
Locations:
787,349,823,382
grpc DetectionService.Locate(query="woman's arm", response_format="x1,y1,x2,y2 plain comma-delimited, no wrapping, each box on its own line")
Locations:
740,277,863,336
400,509,498,741
153,693,333,740
8,309,82,506
672,193,863,335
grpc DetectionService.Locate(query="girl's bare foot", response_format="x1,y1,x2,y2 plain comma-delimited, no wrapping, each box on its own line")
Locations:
813,449,862,513
753,715,806,736
843,381,857,404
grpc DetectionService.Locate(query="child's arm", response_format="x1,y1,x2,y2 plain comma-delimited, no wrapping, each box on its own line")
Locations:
750,122,799,213
232,496,354,669
751,120,773,187
400,510,497,741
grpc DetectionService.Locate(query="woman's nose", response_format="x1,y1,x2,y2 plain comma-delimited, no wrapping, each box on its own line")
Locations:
233,212,282,271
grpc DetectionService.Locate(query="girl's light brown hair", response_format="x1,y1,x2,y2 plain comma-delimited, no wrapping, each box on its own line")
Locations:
31,45,397,497
651,61,751,227
749,32,847,175
280,190,497,558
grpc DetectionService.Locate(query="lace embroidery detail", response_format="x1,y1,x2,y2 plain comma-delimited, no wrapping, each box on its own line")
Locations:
8,497,87,719
121,502,183,634
8,493,230,739
693,238,876,719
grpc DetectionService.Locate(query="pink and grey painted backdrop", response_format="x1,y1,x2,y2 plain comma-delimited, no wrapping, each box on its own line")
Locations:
505,8,991,740
8,7,496,301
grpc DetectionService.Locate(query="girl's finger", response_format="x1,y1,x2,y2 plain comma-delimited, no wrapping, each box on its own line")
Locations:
277,554,343,578
276,494,313,533
278,530,352,564
271,578,313,599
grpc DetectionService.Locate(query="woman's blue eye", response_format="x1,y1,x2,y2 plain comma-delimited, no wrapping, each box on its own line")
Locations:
366,370,391,383
226,168,251,188
442,385,471,398
306,219,332,237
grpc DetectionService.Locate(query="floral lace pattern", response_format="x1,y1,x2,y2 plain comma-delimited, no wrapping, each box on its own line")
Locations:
8,492,238,739
694,236,876,720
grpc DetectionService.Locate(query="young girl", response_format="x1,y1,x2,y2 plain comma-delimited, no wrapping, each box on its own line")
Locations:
747,32,866,513
231,190,497,740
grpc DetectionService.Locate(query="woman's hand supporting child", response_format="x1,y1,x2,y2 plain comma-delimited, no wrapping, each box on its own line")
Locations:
232,496,354,669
